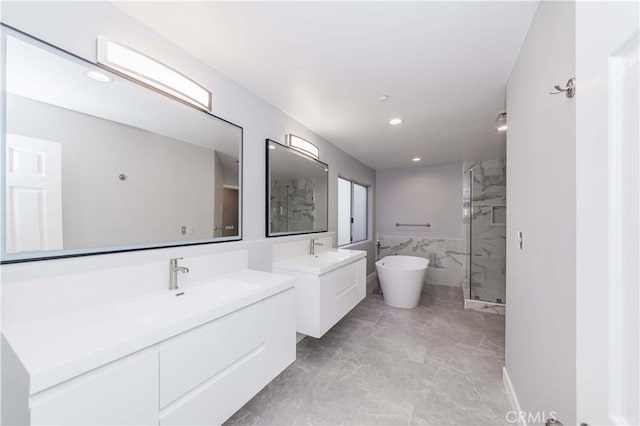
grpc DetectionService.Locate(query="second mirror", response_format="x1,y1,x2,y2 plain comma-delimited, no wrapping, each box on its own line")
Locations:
266,139,328,237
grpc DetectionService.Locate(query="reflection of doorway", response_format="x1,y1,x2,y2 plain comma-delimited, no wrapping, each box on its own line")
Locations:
222,187,238,237
6,134,63,252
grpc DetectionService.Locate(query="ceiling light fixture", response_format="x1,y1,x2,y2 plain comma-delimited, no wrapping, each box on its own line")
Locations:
388,118,403,126
86,70,111,82
412,156,421,162
379,95,389,101
269,144,276,150
495,111,507,132
96,35,212,111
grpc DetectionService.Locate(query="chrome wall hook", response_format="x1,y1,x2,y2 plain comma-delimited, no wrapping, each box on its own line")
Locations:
550,77,576,98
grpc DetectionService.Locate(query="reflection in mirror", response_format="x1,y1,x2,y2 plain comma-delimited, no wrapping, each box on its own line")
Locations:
266,139,328,236
2,27,242,262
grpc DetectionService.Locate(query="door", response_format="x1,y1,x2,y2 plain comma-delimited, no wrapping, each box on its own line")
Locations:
576,3,639,425
5,133,63,253
222,187,238,237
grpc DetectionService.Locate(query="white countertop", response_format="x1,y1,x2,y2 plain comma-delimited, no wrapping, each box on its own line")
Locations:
2,269,295,395
272,249,366,275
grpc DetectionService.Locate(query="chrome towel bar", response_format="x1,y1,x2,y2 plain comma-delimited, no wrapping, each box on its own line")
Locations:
395,222,431,227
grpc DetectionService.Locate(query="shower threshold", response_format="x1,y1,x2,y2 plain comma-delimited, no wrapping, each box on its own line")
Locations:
464,298,505,315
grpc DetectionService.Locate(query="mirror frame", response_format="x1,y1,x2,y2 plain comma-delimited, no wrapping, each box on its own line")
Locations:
265,138,329,238
0,24,244,264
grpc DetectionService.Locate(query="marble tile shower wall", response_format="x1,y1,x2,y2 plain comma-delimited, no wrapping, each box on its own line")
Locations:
463,160,507,304
270,178,317,233
378,236,466,288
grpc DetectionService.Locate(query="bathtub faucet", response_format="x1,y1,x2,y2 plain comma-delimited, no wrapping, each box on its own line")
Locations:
310,238,324,255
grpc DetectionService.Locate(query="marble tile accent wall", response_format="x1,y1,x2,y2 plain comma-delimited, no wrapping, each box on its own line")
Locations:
270,178,317,233
378,235,466,288
463,160,507,304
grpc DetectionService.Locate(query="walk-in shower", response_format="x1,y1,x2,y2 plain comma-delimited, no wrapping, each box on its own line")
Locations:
463,160,506,313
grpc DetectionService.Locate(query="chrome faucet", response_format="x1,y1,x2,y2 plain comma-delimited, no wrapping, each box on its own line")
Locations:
169,257,189,290
310,238,324,256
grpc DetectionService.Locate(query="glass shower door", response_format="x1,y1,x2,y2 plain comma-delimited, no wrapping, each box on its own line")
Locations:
467,162,507,304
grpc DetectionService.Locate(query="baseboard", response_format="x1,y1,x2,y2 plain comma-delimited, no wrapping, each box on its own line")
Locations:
503,366,525,425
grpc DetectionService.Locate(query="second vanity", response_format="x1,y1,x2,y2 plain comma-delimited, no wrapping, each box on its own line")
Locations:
273,246,366,338
2,260,296,426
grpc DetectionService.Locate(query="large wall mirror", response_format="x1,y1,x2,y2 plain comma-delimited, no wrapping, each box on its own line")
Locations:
266,139,328,237
1,26,242,263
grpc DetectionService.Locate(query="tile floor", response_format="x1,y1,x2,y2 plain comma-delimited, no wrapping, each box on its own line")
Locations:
227,281,510,425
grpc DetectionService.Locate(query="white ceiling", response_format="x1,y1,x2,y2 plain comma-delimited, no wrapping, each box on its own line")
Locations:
116,1,539,170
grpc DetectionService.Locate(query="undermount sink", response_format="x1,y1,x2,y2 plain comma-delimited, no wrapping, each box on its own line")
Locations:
272,249,366,275
116,279,259,325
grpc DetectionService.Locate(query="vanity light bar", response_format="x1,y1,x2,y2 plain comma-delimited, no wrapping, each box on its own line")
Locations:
96,36,212,111
287,134,319,159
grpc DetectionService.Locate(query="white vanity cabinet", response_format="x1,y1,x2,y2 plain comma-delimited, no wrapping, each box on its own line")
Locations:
2,272,296,426
29,351,160,426
273,249,366,338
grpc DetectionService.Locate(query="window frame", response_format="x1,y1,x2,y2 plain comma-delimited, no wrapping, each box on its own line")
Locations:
338,176,369,246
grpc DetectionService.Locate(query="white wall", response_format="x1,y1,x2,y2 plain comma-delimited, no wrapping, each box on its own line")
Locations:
0,2,376,275
376,163,462,238
505,2,576,424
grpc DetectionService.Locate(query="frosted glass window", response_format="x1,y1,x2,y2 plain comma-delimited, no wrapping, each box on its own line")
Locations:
352,183,368,243
338,177,368,246
338,178,352,246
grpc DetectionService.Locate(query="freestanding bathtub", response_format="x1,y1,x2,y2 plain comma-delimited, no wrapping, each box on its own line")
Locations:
375,255,430,308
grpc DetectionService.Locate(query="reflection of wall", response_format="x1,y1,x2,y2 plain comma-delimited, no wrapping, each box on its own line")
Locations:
270,178,317,233
214,152,224,237
7,95,218,248
463,160,507,303
222,188,239,237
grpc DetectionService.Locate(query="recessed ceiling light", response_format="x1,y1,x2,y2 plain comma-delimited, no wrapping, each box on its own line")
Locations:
497,125,508,132
86,70,110,82
269,144,276,150
379,95,389,101
412,156,421,162
388,118,403,126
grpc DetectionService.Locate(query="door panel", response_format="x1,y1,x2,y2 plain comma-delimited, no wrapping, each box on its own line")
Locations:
5,133,63,252
576,2,639,424
222,188,238,237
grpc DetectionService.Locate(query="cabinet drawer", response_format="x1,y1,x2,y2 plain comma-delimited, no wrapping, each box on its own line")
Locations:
327,261,358,295
30,351,158,426
159,347,266,426
159,302,265,407
335,280,361,320
335,259,366,319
